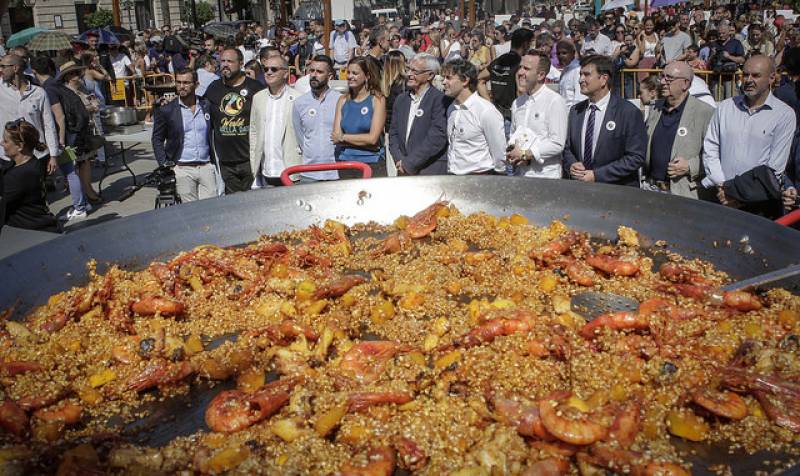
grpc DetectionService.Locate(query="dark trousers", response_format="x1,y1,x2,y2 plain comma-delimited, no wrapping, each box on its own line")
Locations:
219,161,254,194
338,159,388,180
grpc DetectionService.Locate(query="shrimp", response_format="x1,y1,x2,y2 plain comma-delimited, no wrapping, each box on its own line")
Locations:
374,231,411,255
106,300,135,334
579,445,690,476
42,288,94,333
530,231,585,263
313,274,366,300
585,255,640,277
405,201,449,239
32,401,82,425
131,295,185,317
0,400,28,438
538,396,608,445
566,260,597,287
722,291,762,312
667,283,712,300
149,262,178,296
487,393,553,440
339,446,396,476
528,441,579,458
606,402,641,448
0,360,42,377
720,367,800,432
17,389,68,412
521,458,570,476
394,436,428,471
754,390,800,433
659,262,708,284
451,309,538,349
346,392,414,412
126,360,194,392
691,388,747,420
248,320,319,346
579,311,649,340
339,341,414,384
204,377,299,433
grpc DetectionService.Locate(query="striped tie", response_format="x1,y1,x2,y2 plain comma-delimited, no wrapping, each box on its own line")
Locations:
583,105,598,168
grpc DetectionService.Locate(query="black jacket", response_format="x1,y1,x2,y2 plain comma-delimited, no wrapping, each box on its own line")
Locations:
387,86,450,175
151,96,213,166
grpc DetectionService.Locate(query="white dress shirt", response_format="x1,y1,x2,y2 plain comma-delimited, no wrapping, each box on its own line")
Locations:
446,92,507,175
581,33,613,57
702,93,796,188
580,91,611,158
510,85,568,178
558,59,586,108
406,85,430,141
260,86,290,178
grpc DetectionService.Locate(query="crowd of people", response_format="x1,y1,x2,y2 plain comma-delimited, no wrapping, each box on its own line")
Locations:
2,1,800,235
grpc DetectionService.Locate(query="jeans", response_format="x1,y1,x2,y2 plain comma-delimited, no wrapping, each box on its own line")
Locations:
58,161,87,212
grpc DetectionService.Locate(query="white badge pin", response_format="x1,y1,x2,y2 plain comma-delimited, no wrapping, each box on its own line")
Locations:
240,89,248,97
606,121,616,131
415,109,424,117
204,113,210,121
360,106,369,115
677,127,688,137
308,109,317,117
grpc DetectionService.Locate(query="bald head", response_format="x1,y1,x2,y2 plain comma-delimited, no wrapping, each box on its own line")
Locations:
664,61,694,82
3,55,23,68
745,54,775,75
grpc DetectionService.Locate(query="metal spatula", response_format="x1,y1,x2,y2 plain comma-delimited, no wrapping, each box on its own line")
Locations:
570,263,800,321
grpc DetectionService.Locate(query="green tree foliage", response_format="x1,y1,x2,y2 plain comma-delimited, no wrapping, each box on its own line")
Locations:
85,8,113,28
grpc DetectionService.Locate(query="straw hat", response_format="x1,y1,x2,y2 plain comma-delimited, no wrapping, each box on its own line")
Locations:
56,61,87,81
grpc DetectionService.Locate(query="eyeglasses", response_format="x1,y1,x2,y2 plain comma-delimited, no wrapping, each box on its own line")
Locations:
660,73,690,83
265,66,287,73
408,68,431,76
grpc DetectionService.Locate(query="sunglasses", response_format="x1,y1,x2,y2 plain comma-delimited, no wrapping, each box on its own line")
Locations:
5,118,24,130
265,66,286,73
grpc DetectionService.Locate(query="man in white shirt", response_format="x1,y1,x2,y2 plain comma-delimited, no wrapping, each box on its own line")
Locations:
556,40,586,108
249,55,301,187
328,20,357,73
442,58,506,175
507,51,567,178
109,44,133,79
581,20,613,57
702,55,795,216
196,54,218,97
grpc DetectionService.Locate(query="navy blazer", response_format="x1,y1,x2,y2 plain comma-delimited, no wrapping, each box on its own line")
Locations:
387,86,450,175
562,93,647,186
151,96,213,166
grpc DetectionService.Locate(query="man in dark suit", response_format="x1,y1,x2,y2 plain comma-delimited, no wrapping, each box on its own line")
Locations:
388,52,450,175
563,55,647,186
151,68,220,202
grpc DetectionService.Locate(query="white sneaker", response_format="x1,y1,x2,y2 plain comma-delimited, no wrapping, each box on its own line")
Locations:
65,208,87,221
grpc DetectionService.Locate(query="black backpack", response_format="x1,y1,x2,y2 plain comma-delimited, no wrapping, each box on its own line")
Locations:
488,50,522,121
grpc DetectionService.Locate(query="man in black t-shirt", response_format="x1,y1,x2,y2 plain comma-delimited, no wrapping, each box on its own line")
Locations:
205,47,265,193
478,28,534,137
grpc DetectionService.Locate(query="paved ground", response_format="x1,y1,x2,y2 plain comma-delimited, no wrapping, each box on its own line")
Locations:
49,142,160,233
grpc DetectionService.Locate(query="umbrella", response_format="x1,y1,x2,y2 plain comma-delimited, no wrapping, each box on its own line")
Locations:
77,28,120,45
6,27,48,48
649,0,683,8
104,25,133,42
601,0,632,10
203,23,237,39
27,31,74,51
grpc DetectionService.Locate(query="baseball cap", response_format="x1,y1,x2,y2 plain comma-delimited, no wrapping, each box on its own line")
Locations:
334,19,346,27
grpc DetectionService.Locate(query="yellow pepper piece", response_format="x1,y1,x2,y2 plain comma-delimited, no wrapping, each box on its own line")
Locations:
566,396,590,413
399,292,425,309
295,280,316,301
666,410,709,441
510,213,529,225
205,446,250,474
188,275,204,292
422,334,439,353
370,299,395,324
271,418,303,442
184,334,204,356
89,369,117,388
306,299,328,316
314,405,347,437
435,350,462,370
539,274,558,293
408,351,427,367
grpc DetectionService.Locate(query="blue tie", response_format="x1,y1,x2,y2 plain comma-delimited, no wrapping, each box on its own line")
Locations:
584,105,597,168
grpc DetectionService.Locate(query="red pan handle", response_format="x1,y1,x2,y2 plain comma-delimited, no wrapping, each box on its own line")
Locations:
775,209,800,227
280,162,373,186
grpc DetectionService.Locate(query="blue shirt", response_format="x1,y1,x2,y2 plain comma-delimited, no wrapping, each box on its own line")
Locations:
292,88,342,180
178,99,210,164
197,68,219,97
335,94,383,164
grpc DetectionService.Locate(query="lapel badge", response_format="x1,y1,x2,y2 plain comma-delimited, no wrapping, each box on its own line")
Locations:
360,106,369,115
415,109,424,117
677,127,688,137
605,121,616,131
308,108,317,117
204,113,210,121
240,89,248,97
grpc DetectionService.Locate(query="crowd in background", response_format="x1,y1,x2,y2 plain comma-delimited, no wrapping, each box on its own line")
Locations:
3,0,800,235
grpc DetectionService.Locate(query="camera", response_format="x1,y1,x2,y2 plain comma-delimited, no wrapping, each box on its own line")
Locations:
149,162,181,209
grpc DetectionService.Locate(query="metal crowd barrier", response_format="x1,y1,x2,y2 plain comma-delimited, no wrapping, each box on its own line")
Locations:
618,68,743,102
